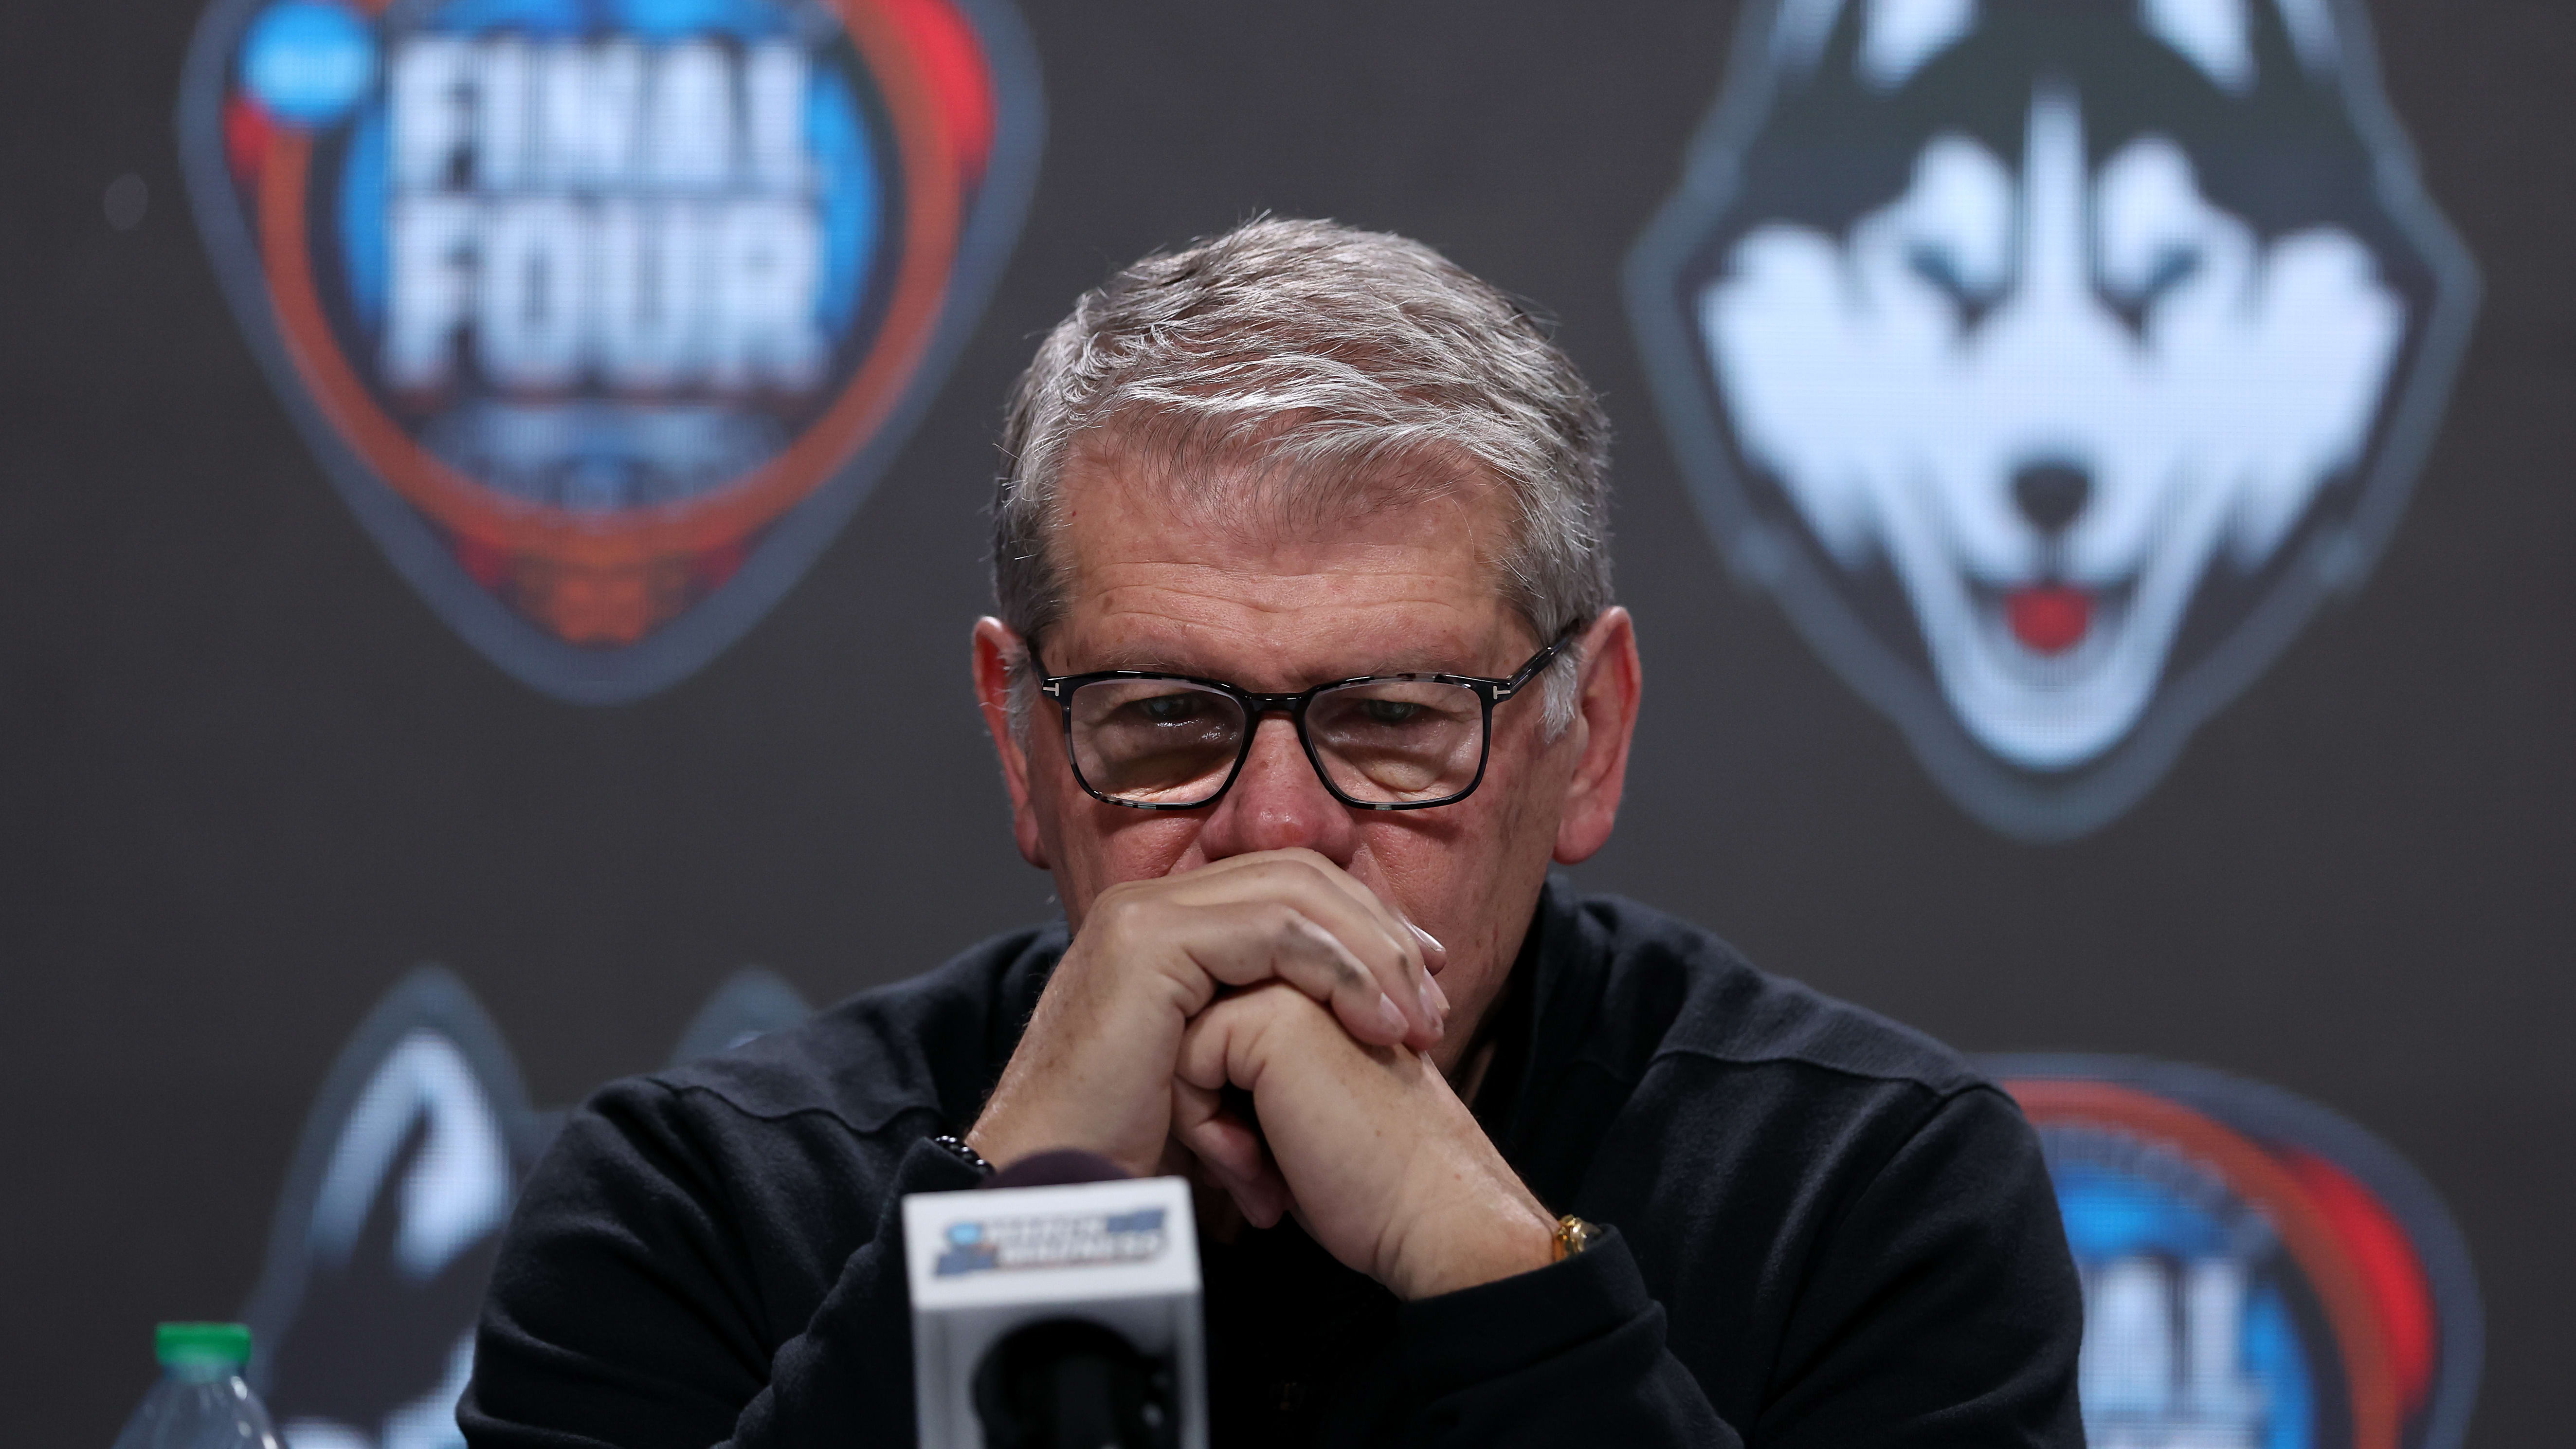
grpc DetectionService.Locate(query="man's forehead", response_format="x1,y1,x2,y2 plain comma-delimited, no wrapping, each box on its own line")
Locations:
1058,427,1503,540
1056,446,1499,577
1058,554,1515,672
1043,449,1528,678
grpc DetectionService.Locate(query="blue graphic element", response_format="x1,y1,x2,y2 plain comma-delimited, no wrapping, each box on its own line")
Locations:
611,0,789,39
336,106,390,334
1104,1208,1165,1235
324,0,879,346
1985,1055,2486,1449
242,2,377,125
2049,1158,2314,1449
2054,1162,2235,1260
946,1222,982,1246
2244,1294,2311,1449
428,0,785,38
179,0,1049,702
426,0,589,35
809,69,879,333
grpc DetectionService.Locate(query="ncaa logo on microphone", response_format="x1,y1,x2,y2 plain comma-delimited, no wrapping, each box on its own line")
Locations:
179,0,1042,701
1628,0,2477,837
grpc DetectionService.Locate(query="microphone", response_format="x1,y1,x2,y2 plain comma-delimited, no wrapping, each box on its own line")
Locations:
905,1151,1206,1449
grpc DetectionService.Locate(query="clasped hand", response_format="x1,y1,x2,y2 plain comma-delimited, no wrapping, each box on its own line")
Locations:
967,850,1558,1301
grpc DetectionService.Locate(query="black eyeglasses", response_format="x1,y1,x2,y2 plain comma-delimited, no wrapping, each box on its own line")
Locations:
1031,627,1577,811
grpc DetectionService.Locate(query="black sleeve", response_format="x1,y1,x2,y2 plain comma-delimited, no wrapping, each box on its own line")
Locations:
1370,1228,1740,1447
1351,1085,2082,1448
1754,1085,2086,1448
457,1084,982,1449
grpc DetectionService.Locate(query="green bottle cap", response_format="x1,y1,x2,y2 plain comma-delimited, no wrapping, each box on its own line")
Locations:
154,1322,252,1369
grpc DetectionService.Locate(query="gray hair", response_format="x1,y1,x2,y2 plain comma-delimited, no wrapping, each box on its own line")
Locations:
991,217,1613,736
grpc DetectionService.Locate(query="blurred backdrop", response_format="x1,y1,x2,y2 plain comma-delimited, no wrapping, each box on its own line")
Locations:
1,1,2567,1447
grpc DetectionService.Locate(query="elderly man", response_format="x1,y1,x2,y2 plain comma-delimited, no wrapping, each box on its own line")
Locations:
461,220,2083,1448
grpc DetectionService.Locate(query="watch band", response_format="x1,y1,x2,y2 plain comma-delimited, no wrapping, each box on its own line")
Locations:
1553,1213,1600,1262
929,1132,994,1176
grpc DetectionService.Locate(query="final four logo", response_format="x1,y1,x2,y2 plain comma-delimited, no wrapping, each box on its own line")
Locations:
1985,1058,2482,1449
1628,0,2476,837
180,0,1041,701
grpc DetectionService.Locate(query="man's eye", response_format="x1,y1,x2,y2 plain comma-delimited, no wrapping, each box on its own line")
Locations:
1137,695,1205,724
1359,699,1424,726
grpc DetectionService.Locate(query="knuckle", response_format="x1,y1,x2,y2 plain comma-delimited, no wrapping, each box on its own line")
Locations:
1198,989,1264,1038
1343,923,1396,972
1234,979,1303,1020
1093,885,1147,929
1285,915,1368,986
1274,849,1333,883
1280,988,1339,1034
1256,899,1304,940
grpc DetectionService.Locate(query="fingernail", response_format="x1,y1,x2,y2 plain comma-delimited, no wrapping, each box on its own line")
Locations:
1407,921,1446,959
1425,972,1450,1016
1375,993,1409,1037
1416,979,1447,1035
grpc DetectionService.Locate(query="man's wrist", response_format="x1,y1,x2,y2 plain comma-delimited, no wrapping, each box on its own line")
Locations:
1393,1195,1561,1301
929,1133,994,1176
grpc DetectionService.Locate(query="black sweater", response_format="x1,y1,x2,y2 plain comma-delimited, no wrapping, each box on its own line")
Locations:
460,882,2085,1448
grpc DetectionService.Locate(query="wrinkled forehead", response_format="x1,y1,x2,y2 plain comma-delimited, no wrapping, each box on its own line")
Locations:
1046,427,1524,640
1074,403,1501,520
1058,420,1513,567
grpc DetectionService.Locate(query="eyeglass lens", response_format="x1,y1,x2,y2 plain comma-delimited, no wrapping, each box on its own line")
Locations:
1066,678,1488,807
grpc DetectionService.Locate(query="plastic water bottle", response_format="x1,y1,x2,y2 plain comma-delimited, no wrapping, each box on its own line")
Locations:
111,1323,283,1449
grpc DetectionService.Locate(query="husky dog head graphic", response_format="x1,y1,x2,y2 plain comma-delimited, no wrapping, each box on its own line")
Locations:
226,968,809,1449
1629,0,2476,837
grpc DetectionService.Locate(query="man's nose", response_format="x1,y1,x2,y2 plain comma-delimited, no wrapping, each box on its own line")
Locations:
1196,715,1360,863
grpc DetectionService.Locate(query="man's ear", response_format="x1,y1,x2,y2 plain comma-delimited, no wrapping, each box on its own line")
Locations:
972,617,1052,870
1553,608,1642,865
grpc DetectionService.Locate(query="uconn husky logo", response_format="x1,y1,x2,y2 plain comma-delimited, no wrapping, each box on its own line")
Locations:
1630,0,2476,836
227,969,809,1449
178,0,1041,702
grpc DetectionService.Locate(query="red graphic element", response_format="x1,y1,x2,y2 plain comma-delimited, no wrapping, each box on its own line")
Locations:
880,0,997,179
454,534,511,589
2288,1148,2441,1415
2007,1078,2405,1449
238,0,1002,650
689,540,748,592
224,96,274,186
2006,584,2091,654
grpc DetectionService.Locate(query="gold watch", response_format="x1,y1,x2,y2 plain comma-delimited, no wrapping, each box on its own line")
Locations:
1552,1213,1600,1263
